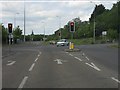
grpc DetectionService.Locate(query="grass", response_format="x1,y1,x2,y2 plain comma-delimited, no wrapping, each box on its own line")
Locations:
109,44,120,48
68,38,93,45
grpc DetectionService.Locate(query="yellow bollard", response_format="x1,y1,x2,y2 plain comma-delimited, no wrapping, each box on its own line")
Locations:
71,43,74,49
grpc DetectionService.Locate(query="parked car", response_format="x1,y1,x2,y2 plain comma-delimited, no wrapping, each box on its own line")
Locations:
56,39,69,47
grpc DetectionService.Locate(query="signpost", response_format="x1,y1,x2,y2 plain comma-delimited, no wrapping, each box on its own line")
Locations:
69,21,75,49
8,23,13,53
8,23,13,45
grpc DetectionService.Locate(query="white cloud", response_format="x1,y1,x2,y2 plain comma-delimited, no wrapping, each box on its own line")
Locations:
1,0,117,35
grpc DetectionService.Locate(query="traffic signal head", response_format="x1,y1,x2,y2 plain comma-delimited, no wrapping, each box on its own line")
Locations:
8,23,12,33
70,22,75,32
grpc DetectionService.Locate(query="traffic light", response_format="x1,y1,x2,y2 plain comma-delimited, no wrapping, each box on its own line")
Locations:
8,23,12,33
70,21,75,32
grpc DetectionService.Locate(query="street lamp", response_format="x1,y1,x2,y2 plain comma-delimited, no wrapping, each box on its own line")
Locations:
56,16,61,39
41,21,46,41
24,0,26,42
90,1,96,44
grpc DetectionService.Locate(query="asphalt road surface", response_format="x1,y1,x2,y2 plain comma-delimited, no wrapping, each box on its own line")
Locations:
2,42,119,89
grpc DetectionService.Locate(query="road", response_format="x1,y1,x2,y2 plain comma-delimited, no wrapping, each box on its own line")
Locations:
2,42,119,89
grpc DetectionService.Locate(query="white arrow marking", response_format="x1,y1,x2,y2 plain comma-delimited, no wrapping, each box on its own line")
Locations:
111,77,120,83
85,62,101,71
85,56,90,61
7,61,16,66
54,59,63,64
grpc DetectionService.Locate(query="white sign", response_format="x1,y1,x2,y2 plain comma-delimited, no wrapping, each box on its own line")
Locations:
102,31,107,36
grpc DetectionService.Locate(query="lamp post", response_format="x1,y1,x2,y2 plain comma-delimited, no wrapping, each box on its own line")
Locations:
24,0,26,42
56,16,61,39
90,1,96,44
41,21,45,41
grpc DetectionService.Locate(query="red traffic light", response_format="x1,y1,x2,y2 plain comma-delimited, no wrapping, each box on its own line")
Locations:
70,22,74,26
8,23,12,33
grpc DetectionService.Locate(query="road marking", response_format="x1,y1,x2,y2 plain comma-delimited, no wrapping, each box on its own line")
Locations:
29,63,35,71
34,58,38,62
69,54,73,56
54,59,63,64
18,76,28,88
85,56,90,61
82,53,85,56
38,54,40,57
7,61,16,66
85,62,101,71
111,77,120,83
74,57,82,61
65,52,68,54
8,60,12,62
39,52,42,55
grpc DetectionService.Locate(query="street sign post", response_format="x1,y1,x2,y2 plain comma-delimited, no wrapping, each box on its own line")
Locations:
8,23,13,45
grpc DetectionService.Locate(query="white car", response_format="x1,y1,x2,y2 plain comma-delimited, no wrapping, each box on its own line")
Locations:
56,39,69,47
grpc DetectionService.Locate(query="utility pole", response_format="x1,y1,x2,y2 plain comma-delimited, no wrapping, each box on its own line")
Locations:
90,1,96,44
24,0,26,42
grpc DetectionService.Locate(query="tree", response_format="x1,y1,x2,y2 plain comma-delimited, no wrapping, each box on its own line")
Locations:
13,26,22,43
1,24,8,44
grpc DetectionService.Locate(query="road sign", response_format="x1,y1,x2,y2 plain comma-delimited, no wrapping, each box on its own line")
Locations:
102,31,107,36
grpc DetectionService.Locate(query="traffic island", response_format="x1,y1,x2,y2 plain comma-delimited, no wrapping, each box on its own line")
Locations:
65,48,81,52
64,42,80,52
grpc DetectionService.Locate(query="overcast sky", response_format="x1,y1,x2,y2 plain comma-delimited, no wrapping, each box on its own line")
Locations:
0,0,118,35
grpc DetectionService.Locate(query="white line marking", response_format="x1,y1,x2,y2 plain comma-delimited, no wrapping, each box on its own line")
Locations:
39,52,42,55
85,62,101,71
82,53,85,56
29,63,35,71
65,52,68,53
8,60,12,62
69,54,73,56
111,77,120,83
74,57,82,61
34,58,38,62
54,59,62,64
18,76,28,88
7,61,16,66
38,54,40,57
85,56,90,61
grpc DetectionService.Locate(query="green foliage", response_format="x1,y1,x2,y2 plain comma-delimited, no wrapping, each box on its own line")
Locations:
1,24,8,43
107,29,118,40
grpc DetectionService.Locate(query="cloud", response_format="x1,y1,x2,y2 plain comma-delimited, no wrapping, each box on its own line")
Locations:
1,0,117,35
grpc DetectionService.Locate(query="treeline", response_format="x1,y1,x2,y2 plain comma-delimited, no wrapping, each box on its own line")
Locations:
49,1,120,43
1,24,44,44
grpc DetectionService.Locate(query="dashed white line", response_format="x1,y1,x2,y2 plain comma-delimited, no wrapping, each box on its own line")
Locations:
34,58,38,62
69,54,73,56
18,76,28,88
74,57,82,61
82,53,85,56
111,77,120,83
85,62,101,71
29,63,35,71
38,54,40,57
7,61,16,66
65,52,68,54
